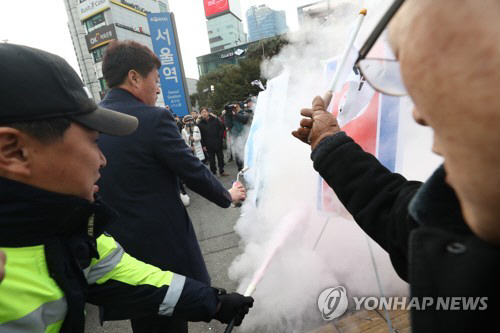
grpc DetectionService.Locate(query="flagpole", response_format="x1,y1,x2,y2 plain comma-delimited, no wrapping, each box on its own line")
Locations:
309,8,368,249
323,8,367,107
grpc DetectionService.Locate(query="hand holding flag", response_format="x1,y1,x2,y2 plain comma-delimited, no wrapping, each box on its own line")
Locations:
292,96,340,150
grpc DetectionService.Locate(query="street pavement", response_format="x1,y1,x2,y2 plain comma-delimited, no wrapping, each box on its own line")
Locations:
84,155,245,333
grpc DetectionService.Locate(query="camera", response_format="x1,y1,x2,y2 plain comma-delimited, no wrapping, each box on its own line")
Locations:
224,103,234,113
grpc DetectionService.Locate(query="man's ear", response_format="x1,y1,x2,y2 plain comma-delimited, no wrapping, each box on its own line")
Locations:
127,69,140,88
0,127,31,177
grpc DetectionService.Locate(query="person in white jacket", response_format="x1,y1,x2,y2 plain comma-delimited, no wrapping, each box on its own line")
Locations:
182,115,205,162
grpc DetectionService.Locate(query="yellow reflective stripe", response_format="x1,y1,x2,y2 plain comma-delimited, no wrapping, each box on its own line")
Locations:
87,245,124,284
45,319,64,333
93,235,174,287
90,234,119,268
0,246,64,324
0,297,66,332
96,251,174,287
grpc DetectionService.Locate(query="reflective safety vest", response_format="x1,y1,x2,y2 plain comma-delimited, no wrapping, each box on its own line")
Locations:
0,235,188,332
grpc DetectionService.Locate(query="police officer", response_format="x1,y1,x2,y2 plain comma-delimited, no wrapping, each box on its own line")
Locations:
0,43,253,332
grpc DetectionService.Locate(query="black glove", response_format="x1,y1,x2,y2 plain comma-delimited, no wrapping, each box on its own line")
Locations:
215,292,254,326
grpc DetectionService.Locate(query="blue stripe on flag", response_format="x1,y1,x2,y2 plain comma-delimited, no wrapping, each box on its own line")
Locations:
378,95,400,172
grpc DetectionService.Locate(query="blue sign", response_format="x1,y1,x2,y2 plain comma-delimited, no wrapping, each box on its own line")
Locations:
147,13,190,116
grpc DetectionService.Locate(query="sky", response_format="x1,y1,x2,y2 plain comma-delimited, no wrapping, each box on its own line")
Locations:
0,0,315,80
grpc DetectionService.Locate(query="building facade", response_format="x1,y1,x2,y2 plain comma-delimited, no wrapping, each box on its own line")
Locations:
196,41,251,76
246,4,288,42
203,0,246,53
206,13,246,53
63,0,170,105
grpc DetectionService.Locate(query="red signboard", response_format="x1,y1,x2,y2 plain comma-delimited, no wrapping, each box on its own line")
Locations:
203,0,229,18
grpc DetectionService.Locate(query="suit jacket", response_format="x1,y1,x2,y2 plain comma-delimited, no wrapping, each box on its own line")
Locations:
97,88,231,284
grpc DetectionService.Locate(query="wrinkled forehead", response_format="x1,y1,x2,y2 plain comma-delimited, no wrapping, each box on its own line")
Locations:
389,0,496,55
387,0,415,56
388,0,450,55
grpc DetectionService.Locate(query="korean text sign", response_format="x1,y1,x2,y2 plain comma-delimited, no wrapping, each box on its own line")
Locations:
147,13,189,116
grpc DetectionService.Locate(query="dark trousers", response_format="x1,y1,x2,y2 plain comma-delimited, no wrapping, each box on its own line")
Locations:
131,315,188,333
178,178,186,195
235,156,243,171
208,147,225,174
203,150,209,164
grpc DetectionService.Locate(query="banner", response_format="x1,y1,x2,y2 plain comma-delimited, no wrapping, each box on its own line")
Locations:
78,0,110,21
203,0,230,19
147,13,191,116
85,24,117,51
317,43,402,214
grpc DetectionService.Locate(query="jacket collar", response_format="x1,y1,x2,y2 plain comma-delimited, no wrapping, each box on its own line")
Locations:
0,176,118,246
103,87,143,103
199,117,210,124
409,165,469,232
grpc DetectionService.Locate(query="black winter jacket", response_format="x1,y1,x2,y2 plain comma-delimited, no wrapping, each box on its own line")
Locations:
198,116,224,150
0,177,219,332
224,110,248,136
312,132,500,333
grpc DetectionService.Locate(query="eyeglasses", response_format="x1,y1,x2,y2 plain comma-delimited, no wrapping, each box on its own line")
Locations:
354,0,407,96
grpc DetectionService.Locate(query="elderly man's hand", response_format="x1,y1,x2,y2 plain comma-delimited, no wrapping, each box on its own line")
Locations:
292,96,340,150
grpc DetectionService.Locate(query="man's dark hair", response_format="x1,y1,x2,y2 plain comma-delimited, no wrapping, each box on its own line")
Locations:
102,40,161,88
199,107,209,113
5,118,71,144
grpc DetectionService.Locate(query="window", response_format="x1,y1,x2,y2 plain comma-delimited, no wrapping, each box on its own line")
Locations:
84,13,105,33
98,77,108,91
159,1,168,12
209,36,223,43
92,45,108,63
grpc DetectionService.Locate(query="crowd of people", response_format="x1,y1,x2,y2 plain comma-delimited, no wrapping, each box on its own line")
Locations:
171,99,255,185
167,101,254,209
1,0,499,332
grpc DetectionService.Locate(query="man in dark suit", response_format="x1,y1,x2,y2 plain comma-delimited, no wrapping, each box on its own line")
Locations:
198,106,228,177
97,40,246,333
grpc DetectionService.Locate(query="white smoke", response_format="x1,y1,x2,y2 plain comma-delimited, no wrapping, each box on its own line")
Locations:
228,1,442,332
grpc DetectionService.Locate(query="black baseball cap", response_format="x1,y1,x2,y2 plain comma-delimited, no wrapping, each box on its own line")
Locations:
0,44,137,136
